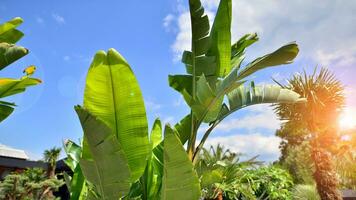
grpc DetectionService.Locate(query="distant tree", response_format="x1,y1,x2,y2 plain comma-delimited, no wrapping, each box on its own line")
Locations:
43,147,61,199
274,68,344,200
43,147,61,178
0,168,63,200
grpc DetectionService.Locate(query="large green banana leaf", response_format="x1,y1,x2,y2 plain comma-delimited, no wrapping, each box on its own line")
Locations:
226,82,304,113
0,103,14,122
237,42,299,80
83,48,150,181
135,118,163,200
161,125,201,200
76,106,131,199
0,43,28,70
0,77,41,122
170,42,298,124
231,33,258,69
0,17,24,44
150,118,162,148
208,0,232,77
0,77,41,98
182,0,216,77
194,82,304,160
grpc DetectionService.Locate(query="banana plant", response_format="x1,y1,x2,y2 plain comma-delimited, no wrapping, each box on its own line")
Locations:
169,0,304,161
64,0,305,199
66,48,200,199
0,17,41,122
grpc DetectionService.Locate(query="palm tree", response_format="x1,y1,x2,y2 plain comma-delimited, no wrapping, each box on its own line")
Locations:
43,147,61,178
274,68,344,200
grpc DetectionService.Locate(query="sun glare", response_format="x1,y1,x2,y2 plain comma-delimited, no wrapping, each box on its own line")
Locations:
339,109,356,130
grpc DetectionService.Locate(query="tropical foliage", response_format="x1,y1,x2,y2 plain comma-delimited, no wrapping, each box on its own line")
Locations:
0,17,41,123
196,145,294,200
61,0,304,199
0,168,64,200
274,68,345,199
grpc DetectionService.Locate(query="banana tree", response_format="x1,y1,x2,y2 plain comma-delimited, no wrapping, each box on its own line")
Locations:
0,17,41,123
169,0,303,162
64,0,304,199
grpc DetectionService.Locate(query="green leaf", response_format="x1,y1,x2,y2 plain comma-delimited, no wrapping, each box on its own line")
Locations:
0,77,41,98
83,48,150,181
208,0,232,77
76,106,131,199
183,0,218,77
231,33,259,69
63,140,88,200
189,0,211,57
0,43,29,70
174,114,192,144
237,42,299,80
227,82,304,112
161,125,201,200
0,104,14,122
150,118,162,148
70,166,87,200
183,52,216,76
0,17,24,44
195,74,224,122
63,140,82,171
63,171,72,192
168,75,192,97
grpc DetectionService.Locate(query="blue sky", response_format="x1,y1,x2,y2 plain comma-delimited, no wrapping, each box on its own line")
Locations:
1,0,355,161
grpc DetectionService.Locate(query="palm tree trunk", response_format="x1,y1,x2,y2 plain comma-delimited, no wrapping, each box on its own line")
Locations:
311,137,342,200
213,188,223,200
45,164,56,198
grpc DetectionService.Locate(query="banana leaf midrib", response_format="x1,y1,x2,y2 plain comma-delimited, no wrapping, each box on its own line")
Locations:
107,58,119,136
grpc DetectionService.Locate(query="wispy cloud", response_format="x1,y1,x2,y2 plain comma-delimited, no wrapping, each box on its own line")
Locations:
168,0,356,68
215,105,280,132
204,132,281,162
145,99,162,111
52,13,65,24
163,14,175,32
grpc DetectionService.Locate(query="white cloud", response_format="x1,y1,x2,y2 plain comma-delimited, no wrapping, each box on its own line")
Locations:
163,14,175,32
145,99,162,111
171,12,191,61
168,0,356,120
204,133,281,161
52,13,65,24
169,0,356,68
215,105,280,132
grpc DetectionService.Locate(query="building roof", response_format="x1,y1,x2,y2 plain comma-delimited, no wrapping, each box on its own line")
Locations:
0,156,47,169
0,144,29,160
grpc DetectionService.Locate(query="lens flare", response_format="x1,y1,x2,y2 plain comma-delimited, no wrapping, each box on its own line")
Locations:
339,109,356,130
